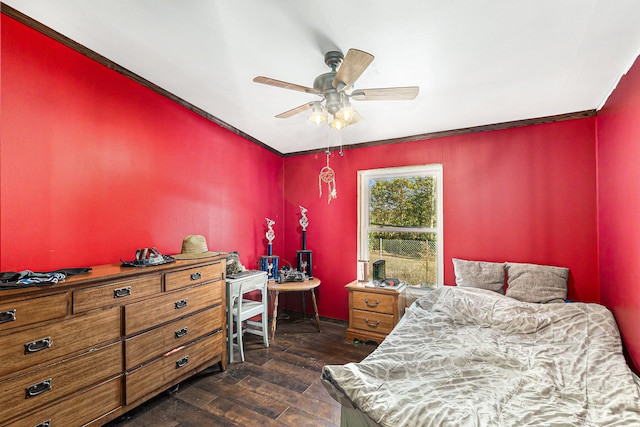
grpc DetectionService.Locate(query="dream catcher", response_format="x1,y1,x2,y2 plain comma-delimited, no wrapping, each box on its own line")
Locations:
319,150,337,203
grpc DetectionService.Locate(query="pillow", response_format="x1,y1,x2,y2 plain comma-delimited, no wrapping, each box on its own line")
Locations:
505,262,569,303
452,258,506,294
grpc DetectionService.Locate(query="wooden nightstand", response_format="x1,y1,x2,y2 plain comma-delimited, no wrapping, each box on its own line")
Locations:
345,280,406,344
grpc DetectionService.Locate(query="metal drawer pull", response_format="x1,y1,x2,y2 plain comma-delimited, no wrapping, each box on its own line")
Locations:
34,420,51,427
175,326,188,338
0,309,16,324
24,337,51,354
175,299,188,309
364,298,380,308
176,356,189,368
113,286,132,298
26,378,52,398
190,272,202,281
364,318,380,328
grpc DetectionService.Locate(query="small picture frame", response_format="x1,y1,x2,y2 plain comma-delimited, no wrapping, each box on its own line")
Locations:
373,259,386,281
357,260,369,282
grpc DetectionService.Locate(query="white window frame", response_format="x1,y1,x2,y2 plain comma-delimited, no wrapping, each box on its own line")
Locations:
357,164,444,288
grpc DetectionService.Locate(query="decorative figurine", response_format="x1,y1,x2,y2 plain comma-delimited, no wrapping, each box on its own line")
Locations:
299,205,309,245
259,217,279,280
299,206,309,231
296,206,313,279
265,217,275,249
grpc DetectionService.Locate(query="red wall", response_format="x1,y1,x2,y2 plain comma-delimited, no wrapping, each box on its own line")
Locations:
0,14,606,344
597,56,640,371
283,118,599,320
0,15,284,272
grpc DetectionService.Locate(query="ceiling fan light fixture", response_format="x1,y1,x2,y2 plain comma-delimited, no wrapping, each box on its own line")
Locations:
335,107,353,122
308,102,327,125
335,103,362,125
329,116,348,131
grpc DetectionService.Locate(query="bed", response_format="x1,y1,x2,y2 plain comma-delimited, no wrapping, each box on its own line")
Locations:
322,260,640,426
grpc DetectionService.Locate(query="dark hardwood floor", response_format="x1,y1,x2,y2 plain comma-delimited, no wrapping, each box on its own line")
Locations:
106,314,376,427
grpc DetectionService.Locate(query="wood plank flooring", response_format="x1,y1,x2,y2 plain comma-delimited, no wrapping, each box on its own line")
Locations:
106,315,376,427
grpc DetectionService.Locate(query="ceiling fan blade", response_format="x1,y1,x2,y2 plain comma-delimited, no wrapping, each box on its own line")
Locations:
275,102,314,118
351,86,419,101
332,49,374,90
253,76,321,95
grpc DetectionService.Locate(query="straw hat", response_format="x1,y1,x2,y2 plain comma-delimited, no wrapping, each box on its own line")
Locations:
173,235,220,259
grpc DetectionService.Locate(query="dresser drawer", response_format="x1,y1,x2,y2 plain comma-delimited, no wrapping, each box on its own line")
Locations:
125,331,223,404
0,342,121,421
124,281,222,335
165,262,223,291
5,376,122,427
351,309,395,335
0,293,68,332
125,305,222,370
0,307,121,378
351,291,396,314
73,274,162,313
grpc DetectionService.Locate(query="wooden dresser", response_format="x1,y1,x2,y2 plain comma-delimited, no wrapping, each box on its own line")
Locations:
0,256,226,426
345,280,406,344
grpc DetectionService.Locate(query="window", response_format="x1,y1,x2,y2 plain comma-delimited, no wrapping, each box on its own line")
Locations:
358,165,443,289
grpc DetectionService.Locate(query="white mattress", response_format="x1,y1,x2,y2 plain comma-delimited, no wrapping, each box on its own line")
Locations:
322,286,640,426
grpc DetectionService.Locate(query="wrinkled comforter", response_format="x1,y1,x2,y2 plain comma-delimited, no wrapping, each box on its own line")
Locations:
322,286,640,426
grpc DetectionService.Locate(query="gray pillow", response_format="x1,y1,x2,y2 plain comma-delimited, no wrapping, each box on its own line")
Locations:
505,262,569,304
452,258,506,294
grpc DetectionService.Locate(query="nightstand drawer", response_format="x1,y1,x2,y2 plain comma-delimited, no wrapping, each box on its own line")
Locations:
125,305,222,369
351,291,395,314
0,293,68,332
124,281,221,335
0,342,121,421
6,376,122,427
73,274,162,313
351,309,395,335
125,331,223,404
165,262,223,291
0,307,121,378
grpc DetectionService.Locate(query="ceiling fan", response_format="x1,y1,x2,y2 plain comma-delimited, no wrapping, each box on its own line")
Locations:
253,49,419,131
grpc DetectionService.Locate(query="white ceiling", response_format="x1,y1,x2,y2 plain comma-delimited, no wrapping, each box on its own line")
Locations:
4,1,640,155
